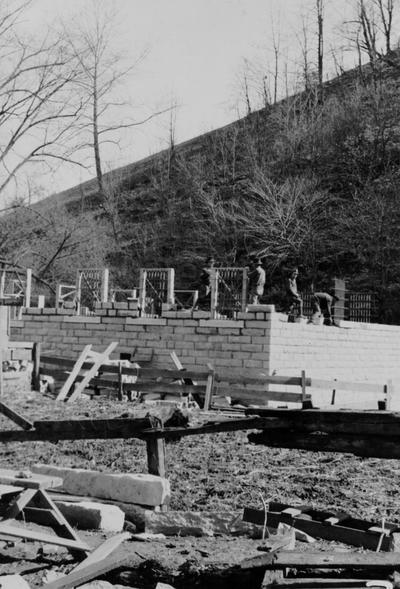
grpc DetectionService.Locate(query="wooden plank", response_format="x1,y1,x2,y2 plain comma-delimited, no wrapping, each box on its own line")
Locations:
8,341,34,349
310,378,385,393
0,402,33,430
67,342,118,402
40,368,70,380
123,383,206,394
217,387,310,404
33,416,154,439
73,532,131,572
0,523,90,552
241,550,400,570
216,374,307,386
43,553,130,589
3,488,37,520
262,579,382,588
56,345,93,401
242,507,393,551
40,356,77,368
247,429,400,458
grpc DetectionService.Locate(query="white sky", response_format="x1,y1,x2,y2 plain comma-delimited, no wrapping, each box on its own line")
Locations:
23,0,362,197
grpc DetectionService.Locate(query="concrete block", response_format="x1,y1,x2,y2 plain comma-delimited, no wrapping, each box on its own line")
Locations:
0,575,30,589
199,319,244,328
145,510,262,538
246,304,275,312
32,464,170,507
56,500,124,531
126,317,167,326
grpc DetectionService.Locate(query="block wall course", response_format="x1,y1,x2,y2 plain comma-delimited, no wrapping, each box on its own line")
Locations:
16,311,400,393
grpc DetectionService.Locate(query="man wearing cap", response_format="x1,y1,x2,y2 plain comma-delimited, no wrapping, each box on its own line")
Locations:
248,259,266,305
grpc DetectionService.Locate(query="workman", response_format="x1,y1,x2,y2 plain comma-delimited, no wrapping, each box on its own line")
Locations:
248,259,266,304
310,292,339,326
286,267,303,319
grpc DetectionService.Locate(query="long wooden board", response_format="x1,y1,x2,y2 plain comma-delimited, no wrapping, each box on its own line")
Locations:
56,345,92,401
0,523,90,552
43,553,131,589
67,342,118,402
241,550,400,570
0,402,33,430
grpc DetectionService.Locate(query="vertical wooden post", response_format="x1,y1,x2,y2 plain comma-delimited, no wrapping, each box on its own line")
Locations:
332,277,346,324
101,268,109,303
37,295,45,309
139,269,146,316
210,268,218,319
25,268,32,309
0,349,3,398
301,370,308,408
55,284,61,309
76,271,82,315
32,342,41,392
386,380,393,411
203,363,215,411
146,436,166,478
117,362,123,401
241,266,248,312
167,268,175,305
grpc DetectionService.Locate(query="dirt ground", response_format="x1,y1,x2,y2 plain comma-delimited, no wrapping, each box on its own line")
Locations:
0,388,399,587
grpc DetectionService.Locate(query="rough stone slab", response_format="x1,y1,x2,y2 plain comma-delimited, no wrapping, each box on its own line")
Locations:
56,501,124,531
144,510,262,537
0,575,30,589
32,464,170,507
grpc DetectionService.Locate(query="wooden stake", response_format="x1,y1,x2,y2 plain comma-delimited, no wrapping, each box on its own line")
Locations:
31,342,41,392
146,436,166,478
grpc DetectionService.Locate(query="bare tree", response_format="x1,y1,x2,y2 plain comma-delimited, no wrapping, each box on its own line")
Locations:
0,0,84,202
65,0,169,201
316,0,324,89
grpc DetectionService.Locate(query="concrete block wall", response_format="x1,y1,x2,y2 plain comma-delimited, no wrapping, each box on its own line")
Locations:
9,303,400,406
268,313,400,408
10,303,272,376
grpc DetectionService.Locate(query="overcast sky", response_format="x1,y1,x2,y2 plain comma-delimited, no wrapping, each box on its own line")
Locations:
24,0,360,196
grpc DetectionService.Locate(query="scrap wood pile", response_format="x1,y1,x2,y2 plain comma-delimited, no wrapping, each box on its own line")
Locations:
2,476,400,588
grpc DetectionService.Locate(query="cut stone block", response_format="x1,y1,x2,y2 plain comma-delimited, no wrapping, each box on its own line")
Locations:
0,575,30,589
246,304,275,312
56,501,124,531
145,510,262,537
32,464,170,507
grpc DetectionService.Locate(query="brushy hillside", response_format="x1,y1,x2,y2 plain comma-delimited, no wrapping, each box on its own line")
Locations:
5,53,400,322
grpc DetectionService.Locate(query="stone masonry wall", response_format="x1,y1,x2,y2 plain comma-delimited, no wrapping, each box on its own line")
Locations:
9,302,400,407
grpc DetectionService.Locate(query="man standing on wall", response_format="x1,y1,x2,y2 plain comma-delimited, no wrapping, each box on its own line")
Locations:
248,259,266,305
286,267,303,320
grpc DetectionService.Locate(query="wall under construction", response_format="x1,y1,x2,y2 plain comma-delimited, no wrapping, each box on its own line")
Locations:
10,302,400,407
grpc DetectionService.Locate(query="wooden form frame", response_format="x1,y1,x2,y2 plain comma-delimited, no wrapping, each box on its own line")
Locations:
212,371,391,410
213,370,313,408
39,352,215,406
0,469,90,555
243,502,397,551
